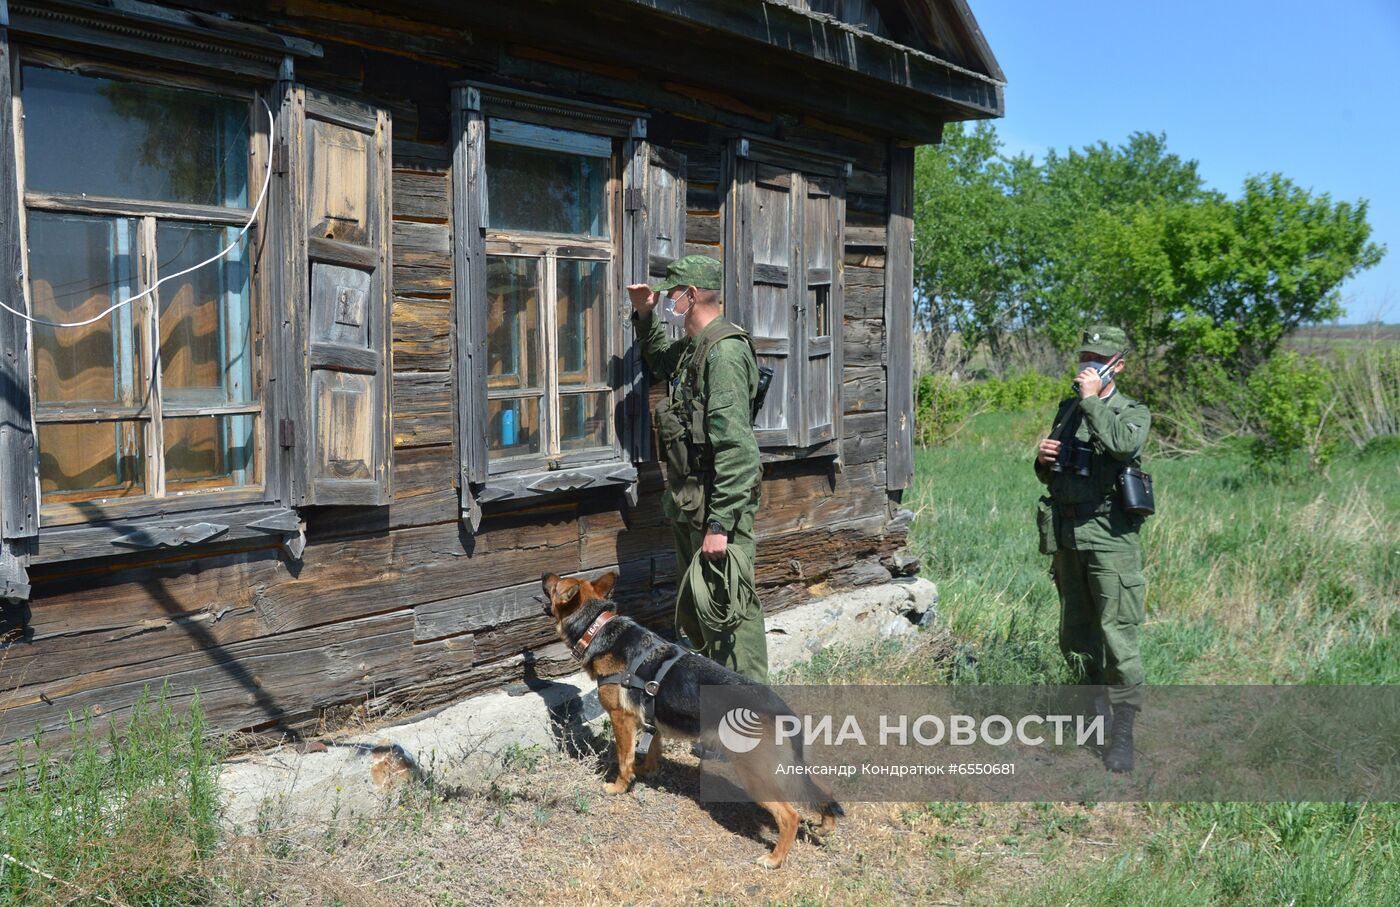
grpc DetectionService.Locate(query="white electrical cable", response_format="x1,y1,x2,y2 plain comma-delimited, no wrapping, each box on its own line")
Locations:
0,96,275,329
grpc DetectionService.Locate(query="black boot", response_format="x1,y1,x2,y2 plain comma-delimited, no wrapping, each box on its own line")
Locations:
1104,704,1136,773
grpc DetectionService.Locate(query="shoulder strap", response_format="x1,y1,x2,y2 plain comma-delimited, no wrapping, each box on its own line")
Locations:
687,320,756,395
1048,398,1083,443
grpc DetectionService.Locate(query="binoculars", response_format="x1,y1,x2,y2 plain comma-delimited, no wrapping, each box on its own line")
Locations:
1050,439,1094,477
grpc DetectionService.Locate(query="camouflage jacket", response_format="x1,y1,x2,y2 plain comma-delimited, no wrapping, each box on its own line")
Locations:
633,311,761,531
1034,389,1151,550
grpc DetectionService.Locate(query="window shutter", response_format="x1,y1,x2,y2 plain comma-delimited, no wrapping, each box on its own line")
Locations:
452,87,488,529
294,87,393,506
799,174,844,447
0,18,39,548
645,143,688,347
735,157,802,448
729,139,848,454
624,140,687,465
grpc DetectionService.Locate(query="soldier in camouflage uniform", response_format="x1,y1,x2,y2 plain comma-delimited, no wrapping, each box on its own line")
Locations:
627,255,768,683
1035,325,1151,772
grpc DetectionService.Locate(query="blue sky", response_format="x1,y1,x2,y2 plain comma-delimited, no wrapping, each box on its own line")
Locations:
968,0,1400,324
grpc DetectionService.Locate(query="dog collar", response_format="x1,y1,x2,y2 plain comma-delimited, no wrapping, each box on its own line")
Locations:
571,610,617,660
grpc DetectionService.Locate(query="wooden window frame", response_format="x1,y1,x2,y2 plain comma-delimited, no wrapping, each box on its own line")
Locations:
481,123,621,477
13,51,271,527
0,32,307,568
452,84,645,526
724,136,847,462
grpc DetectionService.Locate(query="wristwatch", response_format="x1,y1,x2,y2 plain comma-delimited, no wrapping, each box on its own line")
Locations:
706,519,727,535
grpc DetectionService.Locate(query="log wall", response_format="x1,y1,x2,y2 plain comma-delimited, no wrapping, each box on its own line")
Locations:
0,6,910,766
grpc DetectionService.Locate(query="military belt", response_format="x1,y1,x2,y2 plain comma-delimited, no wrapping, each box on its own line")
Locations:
1057,499,1116,520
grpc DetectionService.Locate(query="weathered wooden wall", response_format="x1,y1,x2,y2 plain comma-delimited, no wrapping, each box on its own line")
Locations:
0,4,912,764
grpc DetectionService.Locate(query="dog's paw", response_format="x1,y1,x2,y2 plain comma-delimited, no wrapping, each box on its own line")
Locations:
603,778,631,795
755,852,785,870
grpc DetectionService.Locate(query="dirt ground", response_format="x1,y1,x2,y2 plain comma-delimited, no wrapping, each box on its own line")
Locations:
222,738,1154,907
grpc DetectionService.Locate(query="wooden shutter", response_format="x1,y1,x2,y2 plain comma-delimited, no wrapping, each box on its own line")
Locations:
0,16,39,550
645,144,688,346
737,159,802,447
453,87,488,528
624,140,687,464
296,88,393,506
731,140,848,451
800,173,843,446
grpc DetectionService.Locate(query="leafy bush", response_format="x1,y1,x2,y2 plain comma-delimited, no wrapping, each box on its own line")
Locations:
1245,351,1339,470
916,370,1062,446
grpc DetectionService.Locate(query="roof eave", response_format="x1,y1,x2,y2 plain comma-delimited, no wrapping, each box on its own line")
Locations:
610,0,1005,120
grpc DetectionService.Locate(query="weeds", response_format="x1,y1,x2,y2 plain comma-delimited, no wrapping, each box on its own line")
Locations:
0,687,221,906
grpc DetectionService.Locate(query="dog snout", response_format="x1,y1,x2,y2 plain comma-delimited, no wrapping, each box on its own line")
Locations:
534,592,551,616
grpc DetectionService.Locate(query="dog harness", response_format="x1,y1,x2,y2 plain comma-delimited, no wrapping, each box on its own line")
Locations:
572,610,687,755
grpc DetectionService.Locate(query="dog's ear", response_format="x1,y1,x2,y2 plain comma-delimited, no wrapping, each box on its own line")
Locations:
591,571,617,599
542,573,561,597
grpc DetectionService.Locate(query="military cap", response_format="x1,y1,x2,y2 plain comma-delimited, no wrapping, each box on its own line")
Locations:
1077,325,1128,357
649,254,723,293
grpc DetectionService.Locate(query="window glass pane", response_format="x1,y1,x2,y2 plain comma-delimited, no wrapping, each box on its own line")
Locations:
487,257,542,392
556,259,608,386
485,140,608,237
22,66,249,207
487,397,541,460
157,223,253,408
37,421,146,501
811,284,830,338
165,414,256,490
804,186,834,271
559,392,609,452
27,213,140,407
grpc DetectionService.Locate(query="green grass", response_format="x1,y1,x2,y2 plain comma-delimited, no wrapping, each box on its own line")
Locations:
906,409,1400,687
901,408,1400,906
0,688,222,906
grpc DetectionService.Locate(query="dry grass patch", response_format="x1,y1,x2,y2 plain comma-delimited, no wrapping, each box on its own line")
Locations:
218,737,1154,907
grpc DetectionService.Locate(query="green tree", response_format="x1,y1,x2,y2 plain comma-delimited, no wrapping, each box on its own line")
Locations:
1220,174,1384,366
912,122,1014,371
1079,175,1385,372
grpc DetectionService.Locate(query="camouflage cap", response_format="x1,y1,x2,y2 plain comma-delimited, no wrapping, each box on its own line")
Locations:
1077,325,1129,357
649,254,723,293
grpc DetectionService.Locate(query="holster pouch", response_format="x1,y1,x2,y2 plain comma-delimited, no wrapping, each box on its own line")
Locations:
673,474,707,531
656,398,708,530
654,396,693,488
1036,495,1058,555
1119,467,1156,517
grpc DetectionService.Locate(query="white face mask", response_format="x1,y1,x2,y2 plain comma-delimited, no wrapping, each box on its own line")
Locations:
661,288,692,327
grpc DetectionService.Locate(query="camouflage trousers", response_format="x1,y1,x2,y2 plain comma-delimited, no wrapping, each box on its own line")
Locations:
671,507,769,684
1052,545,1146,708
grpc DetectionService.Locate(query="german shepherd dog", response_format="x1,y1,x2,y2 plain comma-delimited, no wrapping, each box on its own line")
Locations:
541,571,842,868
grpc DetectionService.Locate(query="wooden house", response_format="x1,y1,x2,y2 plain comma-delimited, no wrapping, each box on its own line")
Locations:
0,0,1003,761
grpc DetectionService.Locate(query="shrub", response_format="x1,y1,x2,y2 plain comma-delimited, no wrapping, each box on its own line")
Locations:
915,370,1062,446
1245,351,1339,471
